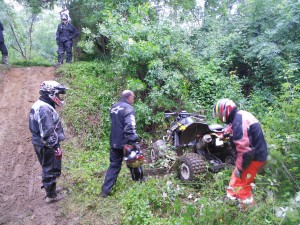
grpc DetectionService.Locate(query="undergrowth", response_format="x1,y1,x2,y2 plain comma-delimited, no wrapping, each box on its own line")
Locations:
11,58,53,67
56,61,299,225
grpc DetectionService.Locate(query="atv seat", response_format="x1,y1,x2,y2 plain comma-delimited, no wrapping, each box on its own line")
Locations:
209,124,224,132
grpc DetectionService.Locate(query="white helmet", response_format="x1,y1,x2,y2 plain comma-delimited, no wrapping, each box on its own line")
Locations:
60,13,69,24
39,81,68,106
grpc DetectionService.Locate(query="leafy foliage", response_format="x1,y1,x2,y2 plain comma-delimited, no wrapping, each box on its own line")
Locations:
0,2,59,63
192,0,300,96
261,80,300,198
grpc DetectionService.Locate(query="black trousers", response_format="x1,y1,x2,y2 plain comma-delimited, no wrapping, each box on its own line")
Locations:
0,41,8,56
34,145,61,198
57,40,73,63
101,148,144,195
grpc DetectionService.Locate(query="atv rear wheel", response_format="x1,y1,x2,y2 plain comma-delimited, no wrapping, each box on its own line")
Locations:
178,153,206,182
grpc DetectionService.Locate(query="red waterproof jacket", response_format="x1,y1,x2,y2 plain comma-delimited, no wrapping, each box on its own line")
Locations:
227,108,268,172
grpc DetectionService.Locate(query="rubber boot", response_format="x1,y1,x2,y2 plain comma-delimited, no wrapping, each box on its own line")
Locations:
46,182,57,197
66,53,72,63
54,54,64,67
2,55,8,65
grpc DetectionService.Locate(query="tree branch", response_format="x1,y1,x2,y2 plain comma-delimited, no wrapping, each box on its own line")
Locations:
5,9,27,59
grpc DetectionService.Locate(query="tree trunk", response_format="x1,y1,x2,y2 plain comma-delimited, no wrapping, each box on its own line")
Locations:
6,9,27,60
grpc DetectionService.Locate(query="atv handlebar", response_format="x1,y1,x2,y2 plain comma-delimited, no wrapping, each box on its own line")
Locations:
164,111,206,120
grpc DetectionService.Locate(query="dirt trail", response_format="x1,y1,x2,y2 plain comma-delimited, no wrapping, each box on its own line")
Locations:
0,66,66,225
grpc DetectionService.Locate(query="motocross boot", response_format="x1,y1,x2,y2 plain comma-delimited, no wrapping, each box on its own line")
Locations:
223,194,238,206
100,192,108,198
54,53,64,67
45,183,65,203
65,53,72,63
237,197,256,211
2,55,8,64
56,186,63,193
47,182,57,196
45,194,64,203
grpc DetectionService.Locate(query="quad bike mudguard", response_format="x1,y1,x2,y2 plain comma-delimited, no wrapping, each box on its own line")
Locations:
179,122,211,144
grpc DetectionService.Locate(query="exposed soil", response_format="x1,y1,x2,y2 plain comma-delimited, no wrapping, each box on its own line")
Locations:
0,66,68,225
0,65,173,225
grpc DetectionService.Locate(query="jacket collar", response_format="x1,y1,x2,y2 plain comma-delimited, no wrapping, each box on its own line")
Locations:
39,95,56,108
227,107,238,124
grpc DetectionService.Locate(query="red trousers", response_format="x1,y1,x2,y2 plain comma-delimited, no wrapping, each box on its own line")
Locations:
227,161,266,201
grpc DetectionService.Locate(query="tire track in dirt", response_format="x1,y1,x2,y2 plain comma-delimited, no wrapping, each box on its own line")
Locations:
0,66,66,225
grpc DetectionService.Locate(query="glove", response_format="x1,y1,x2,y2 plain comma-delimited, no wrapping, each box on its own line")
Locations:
54,148,62,160
220,133,230,140
123,144,133,156
235,169,242,179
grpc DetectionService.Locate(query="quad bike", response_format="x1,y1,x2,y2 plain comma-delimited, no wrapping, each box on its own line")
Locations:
150,111,236,182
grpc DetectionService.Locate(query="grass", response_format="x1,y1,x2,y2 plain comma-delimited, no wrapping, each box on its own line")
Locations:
55,61,300,225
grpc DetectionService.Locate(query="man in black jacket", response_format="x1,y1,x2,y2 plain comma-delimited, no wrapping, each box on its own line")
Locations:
29,81,68,203
0,20,8,64
101,90,145,197
55,12,79,66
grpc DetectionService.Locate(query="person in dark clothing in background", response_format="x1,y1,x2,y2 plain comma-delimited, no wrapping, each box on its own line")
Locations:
55,11,79,66
213,98,268,210
29,81,68,203
0,19,8,65
101,90,145,198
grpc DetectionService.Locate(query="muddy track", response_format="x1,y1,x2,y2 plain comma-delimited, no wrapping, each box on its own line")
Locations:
0,66,67,225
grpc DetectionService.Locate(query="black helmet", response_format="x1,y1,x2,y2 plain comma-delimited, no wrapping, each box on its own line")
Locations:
39,80,68,106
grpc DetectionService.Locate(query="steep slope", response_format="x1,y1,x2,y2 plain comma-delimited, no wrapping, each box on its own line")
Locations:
0,66,66,225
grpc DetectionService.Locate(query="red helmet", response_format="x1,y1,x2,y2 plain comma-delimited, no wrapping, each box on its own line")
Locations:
124,145,145,168
213,99,237,123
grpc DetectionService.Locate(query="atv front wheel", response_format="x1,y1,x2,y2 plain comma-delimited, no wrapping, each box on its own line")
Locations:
150,140,167,163
150,148,158,163
224,155,235,169
178,153,206,182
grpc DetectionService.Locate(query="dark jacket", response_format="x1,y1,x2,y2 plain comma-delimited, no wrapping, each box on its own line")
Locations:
0,20,4,42
110,100,139,149
56,22,79,43
29,96,65,148
228,108,268,172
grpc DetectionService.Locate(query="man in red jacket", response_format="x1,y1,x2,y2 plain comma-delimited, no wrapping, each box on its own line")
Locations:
213,99,268,209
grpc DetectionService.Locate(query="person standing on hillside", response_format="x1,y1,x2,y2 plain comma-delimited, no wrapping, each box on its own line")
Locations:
55,10,79,66
29,81,68,203
0,19,8,65
213,98,268,209
101,90,145,198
